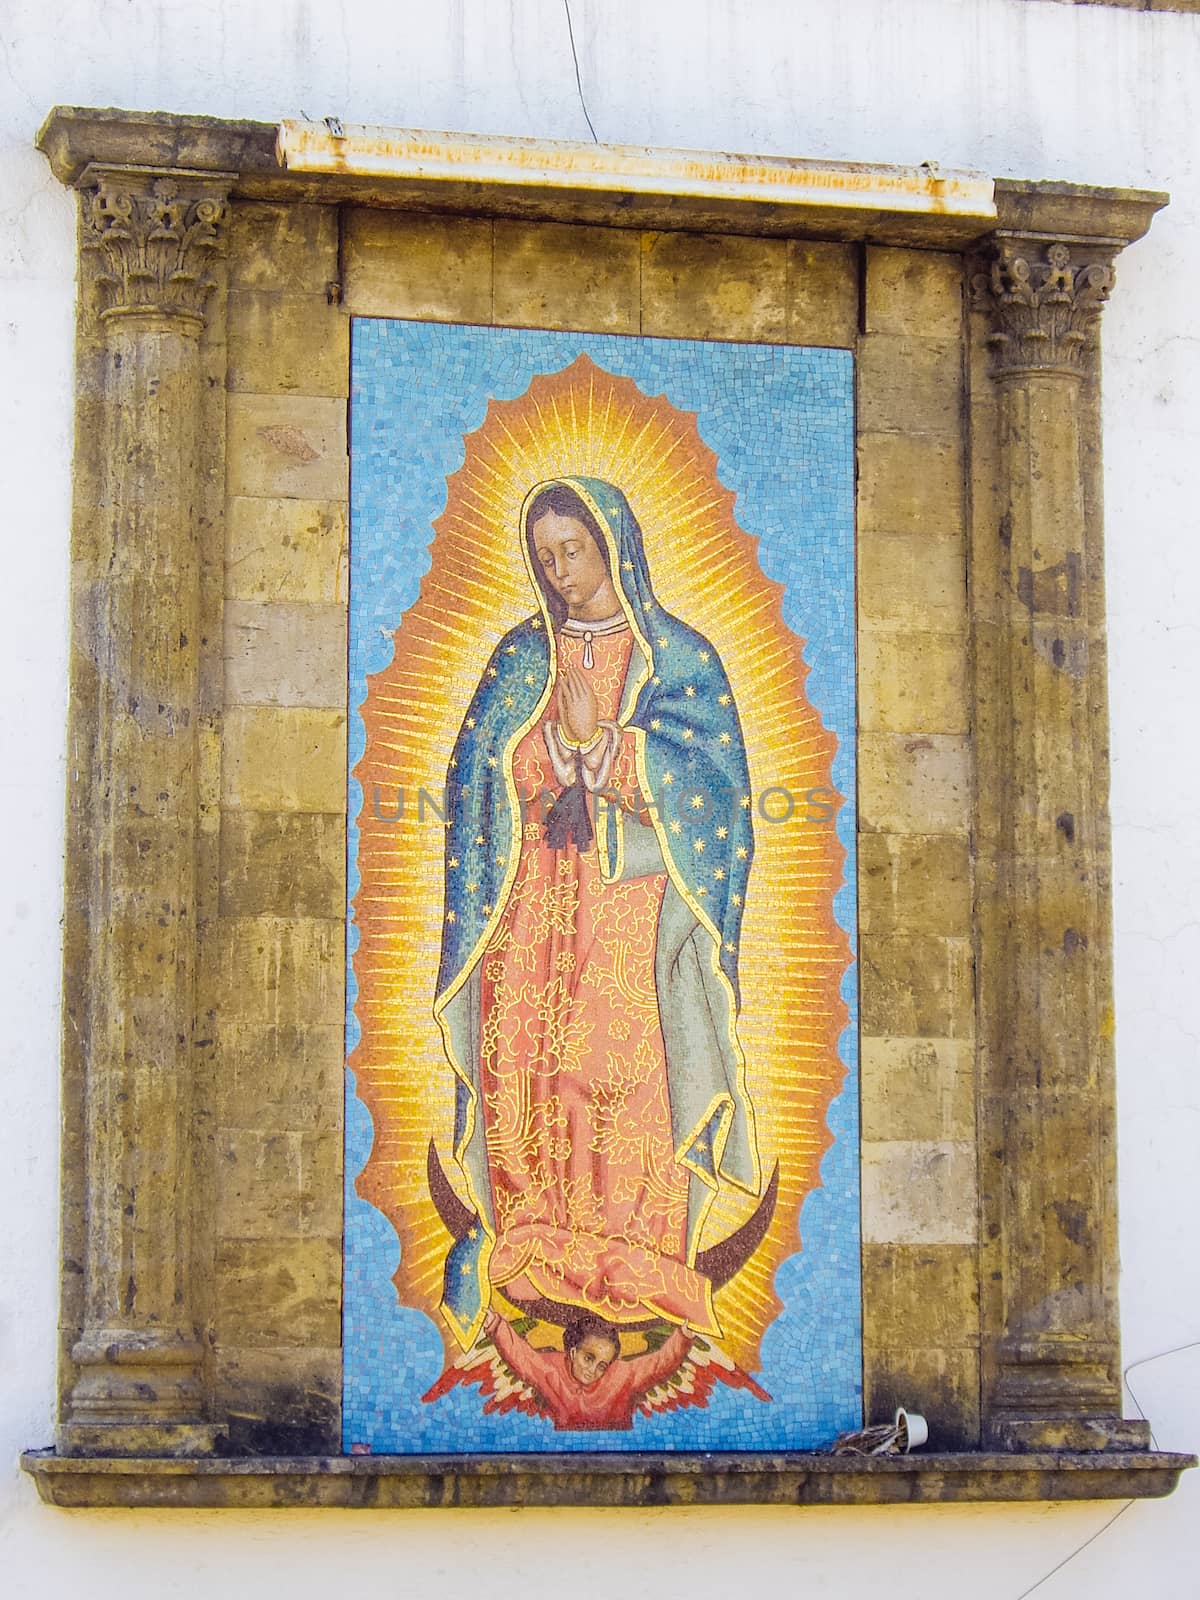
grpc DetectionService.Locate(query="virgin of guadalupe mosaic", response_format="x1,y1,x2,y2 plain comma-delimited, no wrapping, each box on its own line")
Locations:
346,326,860,1453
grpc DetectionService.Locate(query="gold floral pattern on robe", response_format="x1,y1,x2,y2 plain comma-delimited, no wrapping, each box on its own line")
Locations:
479,625,710,1327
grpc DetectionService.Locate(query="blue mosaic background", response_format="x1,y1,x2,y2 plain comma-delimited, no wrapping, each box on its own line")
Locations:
345,319,859,1454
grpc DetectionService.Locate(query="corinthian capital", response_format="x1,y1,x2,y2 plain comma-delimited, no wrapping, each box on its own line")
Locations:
78,164,235,334
972,237,1115,378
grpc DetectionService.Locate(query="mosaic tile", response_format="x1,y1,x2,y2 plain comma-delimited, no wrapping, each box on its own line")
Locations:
345,321,859,1454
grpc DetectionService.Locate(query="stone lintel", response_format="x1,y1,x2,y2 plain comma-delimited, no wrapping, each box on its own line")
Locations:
37,106,1167,250
20,1448,1196,1510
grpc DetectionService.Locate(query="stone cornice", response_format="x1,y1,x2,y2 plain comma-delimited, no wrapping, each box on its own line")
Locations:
37,107,1167,251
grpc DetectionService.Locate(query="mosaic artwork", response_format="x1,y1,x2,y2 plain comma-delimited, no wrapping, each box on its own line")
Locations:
345,321,859,1452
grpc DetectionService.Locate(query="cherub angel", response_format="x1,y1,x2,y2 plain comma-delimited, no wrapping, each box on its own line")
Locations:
422,1308,769,1433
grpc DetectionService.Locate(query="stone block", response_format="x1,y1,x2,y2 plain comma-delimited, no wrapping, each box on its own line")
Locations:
988,1416,1153,1453
857,431,964,536
217,916,345,1026
858,834,971,937
212,1344,341,1454
227,394,348,502
215,1237,342,1347
216,1126,342,1240
298,1128,343,1236
863,1346,980,1451
860,1037,973,1142
641,231,787,341
343,209,493,323
217,1127,304,1238
219,810,346,918
861,1139,978,1244
785,241,858,347
228,202,338,293
220,1022,344,1132
226,496,348,605
227,289,350,397
858,531,966,632
865,246,963,338
859,733,970,835
858,630,969,734
861,1243,980,1347
221,706,347,813
860,933,974,1038
857,335,962,435
223,599,348,708
493,219,640,332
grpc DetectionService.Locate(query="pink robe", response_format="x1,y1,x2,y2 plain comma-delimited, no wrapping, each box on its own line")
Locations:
479,624,711,1330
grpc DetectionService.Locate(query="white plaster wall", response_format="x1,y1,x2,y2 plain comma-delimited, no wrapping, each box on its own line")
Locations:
2,1,1197,1594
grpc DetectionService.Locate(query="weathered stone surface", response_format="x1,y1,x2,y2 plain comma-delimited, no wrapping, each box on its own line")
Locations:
219,1022,343,1132
989,1416,1152,1453
862,1243,980,1346
785,240,858,347
858,531,966,632
860,1037,973,1142
20,1447,1195,1509
865,246,963,338
223,599,347,708
212,1346,342,1455
861,1140,978,1244
226,496,348,604
219,811,345,918
217,1127,341,1238
217,917,345,1026
81,167,231,333
37,109,1167,246
56,164,236,1460
221,706,346,812
859,733,970,835
864,1349,981,1452
857,431,965,536
343,208,493,322
858,834,971,937
227,289,349,397
494,219,640,333
227,393,348,501
858,631,969,734
860,934,974,1037
215,1238,342,1347
971,233,1126,1432
857,335,962,435
641,231,787,341
228,201,338,293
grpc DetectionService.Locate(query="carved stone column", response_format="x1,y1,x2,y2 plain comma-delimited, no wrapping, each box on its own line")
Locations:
970,234,1146,1452
59,166,233,1457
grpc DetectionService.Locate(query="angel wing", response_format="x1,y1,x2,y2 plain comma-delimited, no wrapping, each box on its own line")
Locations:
421,1331,553,1421
637,1334,771,1418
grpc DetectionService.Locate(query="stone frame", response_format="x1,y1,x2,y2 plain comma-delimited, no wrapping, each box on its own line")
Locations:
21,107,1194,1508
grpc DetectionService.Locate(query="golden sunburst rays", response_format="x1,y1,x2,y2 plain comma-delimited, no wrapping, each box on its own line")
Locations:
350,353,852,1373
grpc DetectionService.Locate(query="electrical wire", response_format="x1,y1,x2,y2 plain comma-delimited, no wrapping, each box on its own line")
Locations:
1010,1337,1198,1598
563,0,599,143
1123,1338,1200,1450
1012,1501,1135,1600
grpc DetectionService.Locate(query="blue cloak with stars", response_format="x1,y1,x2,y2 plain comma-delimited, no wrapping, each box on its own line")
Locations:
432,476,761,1347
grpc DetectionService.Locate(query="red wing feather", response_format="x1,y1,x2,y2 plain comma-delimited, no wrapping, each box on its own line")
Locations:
422,1338,551,1421
638,1338,771,1418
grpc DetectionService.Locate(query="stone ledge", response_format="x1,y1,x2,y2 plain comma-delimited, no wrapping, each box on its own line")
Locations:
35,108,1168,251
21,1448,1195,1509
